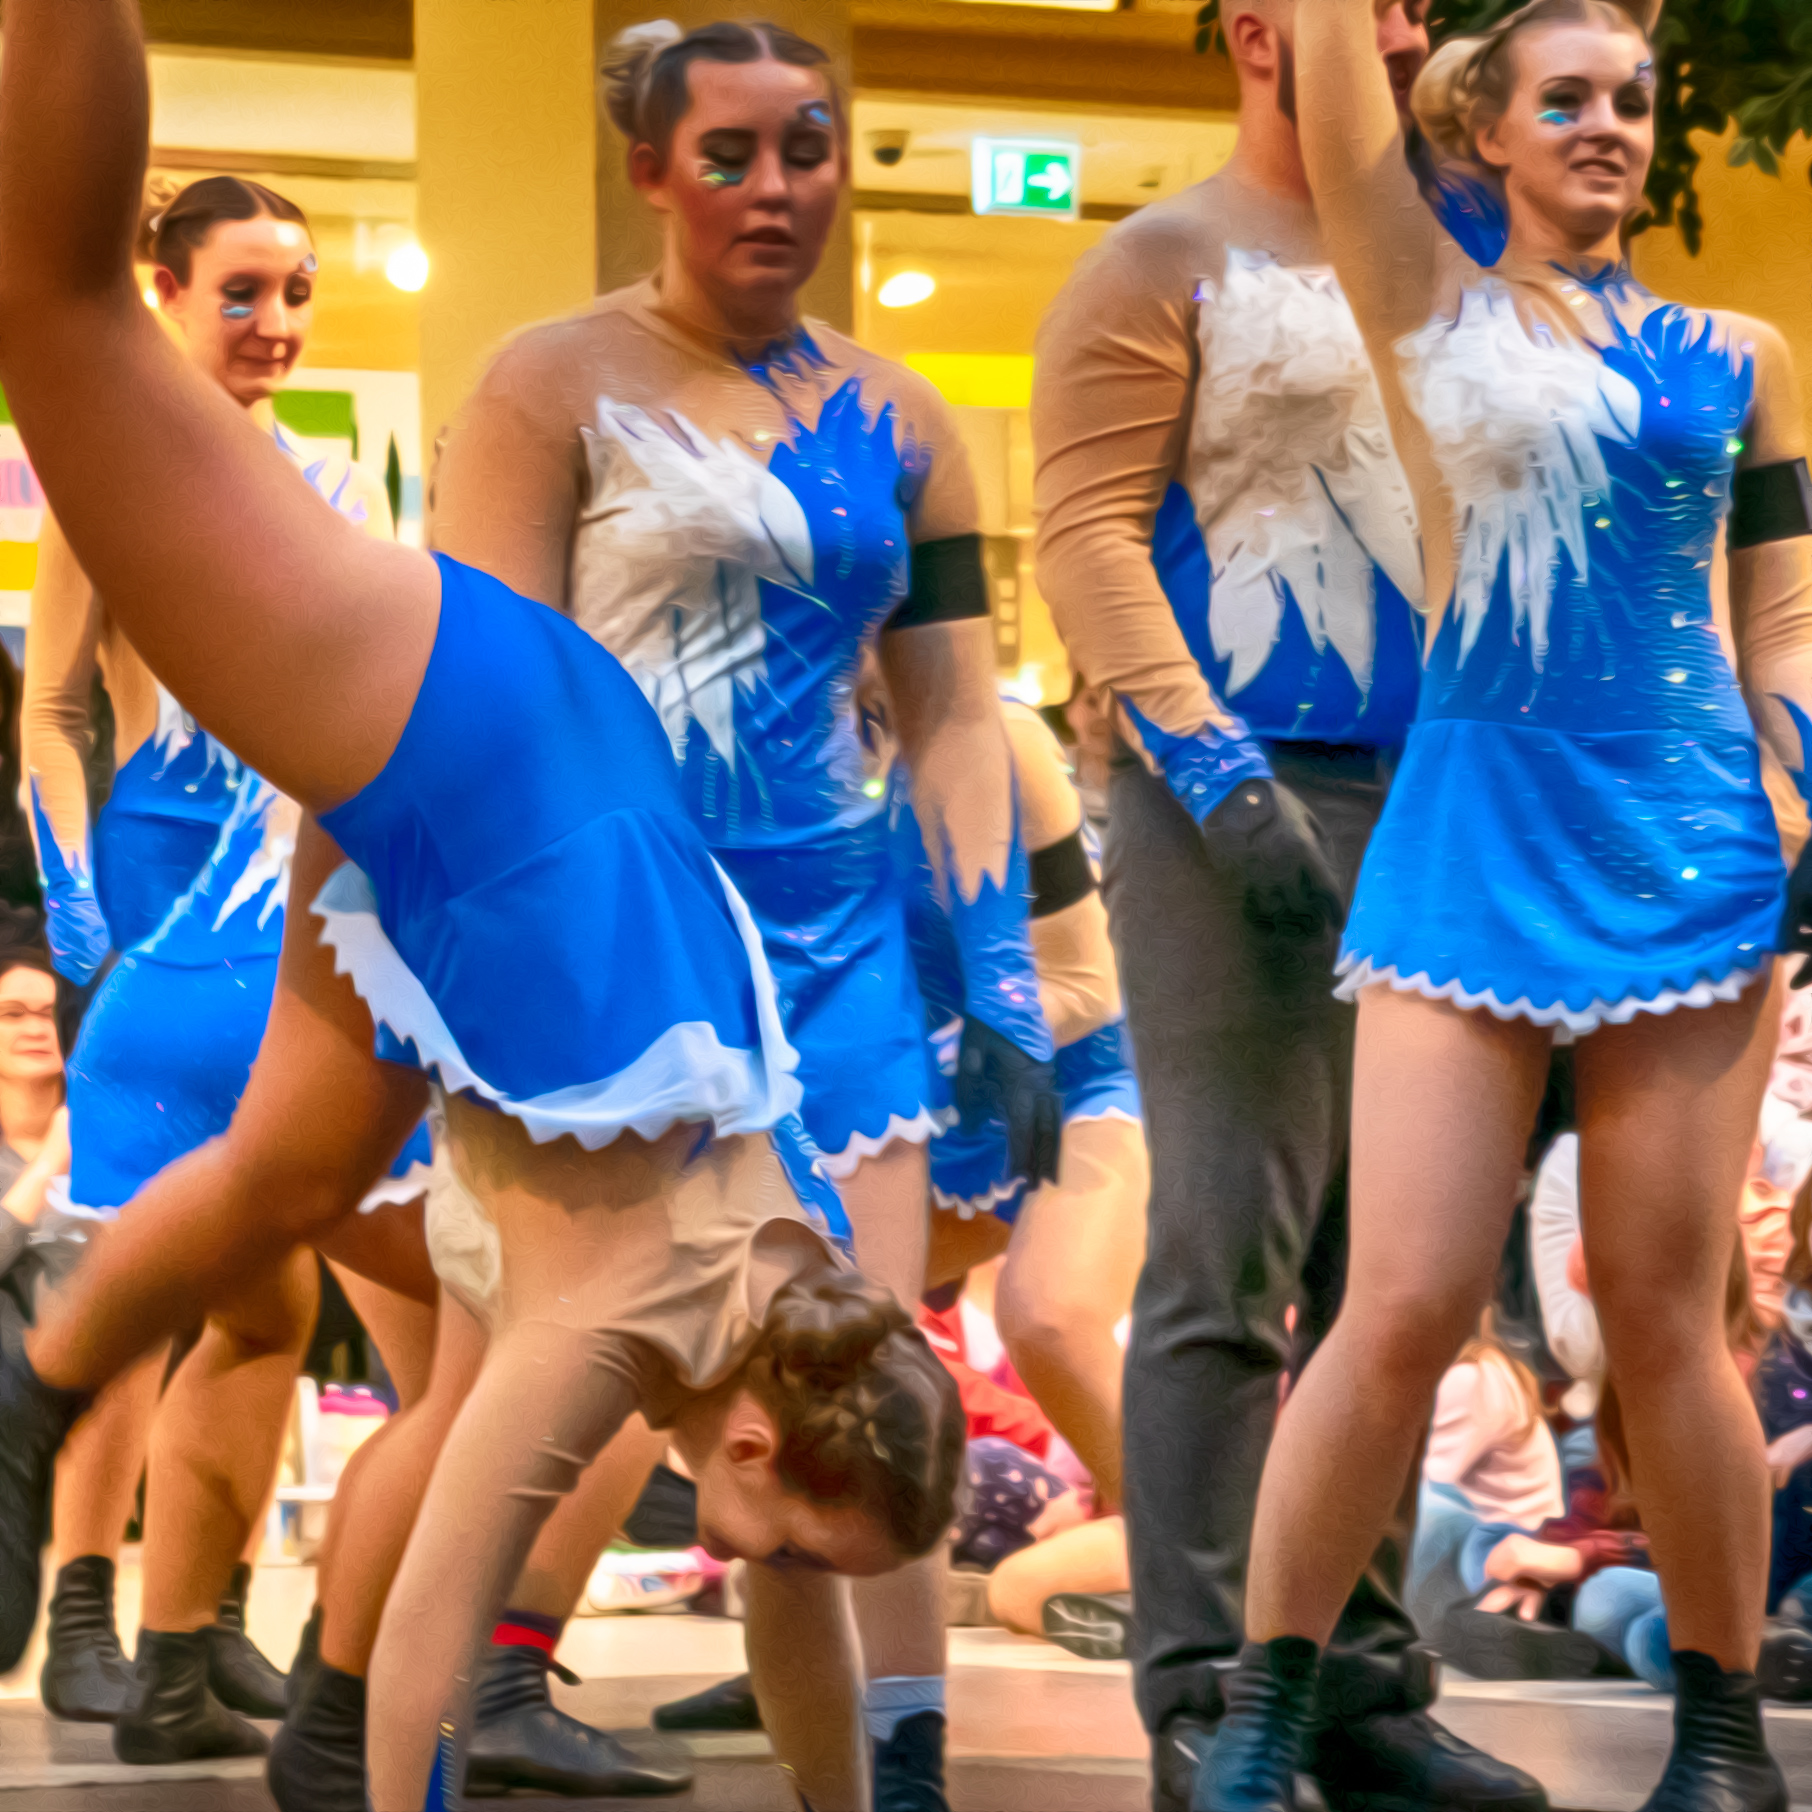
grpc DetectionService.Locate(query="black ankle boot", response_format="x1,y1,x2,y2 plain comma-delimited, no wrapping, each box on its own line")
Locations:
1196,1638,1320,1812
874,1709,949,1812
463,1641,692,1798
0,1344,88,1673
1757,1617,1812,1704
113,1628,269,1765
652,1670,764,1730
267,1657,365,1812
39,1555,140,1722
286,1603,323,1713
204,1561,288,1718
1638,1651,1787,1811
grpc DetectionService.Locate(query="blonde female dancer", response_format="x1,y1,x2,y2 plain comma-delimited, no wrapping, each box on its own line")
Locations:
1201,3,1812,1808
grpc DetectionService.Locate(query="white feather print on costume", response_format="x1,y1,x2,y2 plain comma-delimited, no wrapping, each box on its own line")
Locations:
1190,249,1424,699
572,399,814,767
1399,280,1641,669
209,787,298,934
147,681,237,782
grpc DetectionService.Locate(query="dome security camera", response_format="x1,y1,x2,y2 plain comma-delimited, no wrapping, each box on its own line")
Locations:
867,129,911,168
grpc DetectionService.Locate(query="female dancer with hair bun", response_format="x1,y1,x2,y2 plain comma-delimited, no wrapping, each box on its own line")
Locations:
1200,2,1812,1808
0,5,965,1811
19,174,432,1762
429,20,1058,1808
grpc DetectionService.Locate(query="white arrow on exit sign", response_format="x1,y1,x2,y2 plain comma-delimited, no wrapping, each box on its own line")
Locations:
971,138,1082,219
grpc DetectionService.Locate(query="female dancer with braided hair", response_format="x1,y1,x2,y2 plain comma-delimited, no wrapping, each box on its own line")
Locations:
1199,3,1812,1808
428,22,1058,1808
0,6,965,1811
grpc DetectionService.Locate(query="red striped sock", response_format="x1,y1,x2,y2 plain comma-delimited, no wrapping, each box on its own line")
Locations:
492,1606,563,1653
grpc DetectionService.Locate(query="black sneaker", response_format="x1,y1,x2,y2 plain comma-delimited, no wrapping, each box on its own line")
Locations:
113,1627,269,1765
1152,1710,1220,1812
0,1342,88,1673
1437,1605,1615,1682
463,1641,691,1798
39,1555,140,1722
1758,1618,1812,1704
1196,1638,1321,1812
1637,1650,1786,1811
205,1562,288,1718
267,1656,365,1812
652,1670,764,1730
1308,1707,1548,1812
874,1708,949,1812
1043,1589,1130,1661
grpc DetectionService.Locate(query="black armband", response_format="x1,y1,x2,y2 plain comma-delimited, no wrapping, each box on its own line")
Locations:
1031,829,1097,918
885,533,989,630
1730,459,1812,550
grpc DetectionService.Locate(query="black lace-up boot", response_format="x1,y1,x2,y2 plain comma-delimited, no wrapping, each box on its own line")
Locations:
39,1555,139,1721
267,1655,365,1812
463,1640,692,1797
285,1602,322,1713
873,1709,948,1812
1195,1638,1321,1812
113,1627,269,1764
204,1561,288,1718
1637,1651,1787,1811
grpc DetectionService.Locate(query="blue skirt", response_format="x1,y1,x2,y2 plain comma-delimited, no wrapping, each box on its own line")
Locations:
66,950,277,1215
717,817,941,1175
1337,718,1786,1035
930,1020,1143,1224
313,555,802,1151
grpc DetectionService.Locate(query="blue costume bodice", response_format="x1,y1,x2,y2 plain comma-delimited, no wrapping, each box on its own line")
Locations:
1406,275,1757,739
570,330,925,854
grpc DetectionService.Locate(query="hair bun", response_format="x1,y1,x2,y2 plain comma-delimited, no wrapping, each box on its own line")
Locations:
601,19,684,141
765,1272,913,1389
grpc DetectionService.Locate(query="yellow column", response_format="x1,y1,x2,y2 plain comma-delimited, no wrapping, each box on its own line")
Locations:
415,0,598,455
592,0,852,331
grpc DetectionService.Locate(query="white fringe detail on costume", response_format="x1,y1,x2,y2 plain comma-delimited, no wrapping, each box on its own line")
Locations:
819,1103,951,1181
931,1174,1029,1221
1334,954,1769,1039
310,860,802,1149
357,1159,435,1216
421,1111,502,1316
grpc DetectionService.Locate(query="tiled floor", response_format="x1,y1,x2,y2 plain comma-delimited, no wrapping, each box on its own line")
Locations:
5,1556,1812,1808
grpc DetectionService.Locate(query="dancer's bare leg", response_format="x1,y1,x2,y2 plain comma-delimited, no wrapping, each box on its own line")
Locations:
841,1142,944,1682
49,1350,164,1568
1576,981,1779,1669
28,823,431,1396
1245,989,1551,1643
331,1251,437,1410
994,1116,1146,1508
748,1563,866,1811
139,1248,318,1631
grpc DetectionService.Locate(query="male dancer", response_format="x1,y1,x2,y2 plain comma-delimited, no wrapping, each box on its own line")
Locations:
1033,3,1545,1808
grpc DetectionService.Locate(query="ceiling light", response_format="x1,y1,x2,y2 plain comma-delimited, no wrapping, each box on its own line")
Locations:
386,242,429,293
878,271,935,309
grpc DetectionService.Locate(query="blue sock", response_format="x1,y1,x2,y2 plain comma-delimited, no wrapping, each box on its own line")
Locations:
863,1674,946,1745
422,1719,457,1811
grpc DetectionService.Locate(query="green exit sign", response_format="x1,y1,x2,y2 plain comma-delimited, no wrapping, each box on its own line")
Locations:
971,138,1080,219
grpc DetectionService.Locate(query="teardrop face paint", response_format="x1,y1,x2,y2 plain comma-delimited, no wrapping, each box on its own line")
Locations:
156,215,317,408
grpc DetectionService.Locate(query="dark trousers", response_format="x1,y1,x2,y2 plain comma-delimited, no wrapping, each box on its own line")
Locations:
1107,744,1413,1735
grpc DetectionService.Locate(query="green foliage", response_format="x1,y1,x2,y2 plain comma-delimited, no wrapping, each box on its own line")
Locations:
1195,0,1812,256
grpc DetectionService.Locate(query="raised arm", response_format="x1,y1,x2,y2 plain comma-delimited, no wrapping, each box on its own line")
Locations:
1294,0,1446,351
1730,323,1812,979
21,509,111,982
0,0,437,813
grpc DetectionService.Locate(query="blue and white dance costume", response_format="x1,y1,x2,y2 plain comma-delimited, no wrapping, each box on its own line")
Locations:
1339,270,1803,1031
563,285,1050,1177
33,429,385,1216
308,553,847,1244
901,702,1141,1222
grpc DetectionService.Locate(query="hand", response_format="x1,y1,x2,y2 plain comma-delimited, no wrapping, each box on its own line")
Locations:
1483,1533,1584,1592
1767,1422,1812,1488
1197,779,1345,939
1477,1583,1548,1622
955,1017,1061,1189
1786,839,1812,988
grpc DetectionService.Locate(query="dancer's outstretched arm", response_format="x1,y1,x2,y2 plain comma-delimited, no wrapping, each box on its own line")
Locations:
0,0,436,813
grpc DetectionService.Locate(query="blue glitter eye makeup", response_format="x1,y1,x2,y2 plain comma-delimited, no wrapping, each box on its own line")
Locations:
799,101,832,129
701,166,744,188
220,303,254,319
1537,108,1573,127
302,253,318,274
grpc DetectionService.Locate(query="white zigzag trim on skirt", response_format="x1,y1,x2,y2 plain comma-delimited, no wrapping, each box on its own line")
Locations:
820,1104,952,1181
1334,954,1770,1039
357,1159,435,1215
43,1176,114,1224
932,1172,1029,1222
311,861,802,1149
1060,1105,1143,1130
